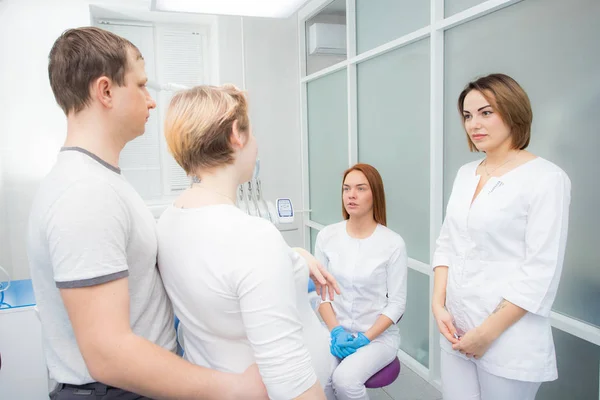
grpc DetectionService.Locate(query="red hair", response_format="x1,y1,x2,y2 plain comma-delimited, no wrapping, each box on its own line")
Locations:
341,163,387,226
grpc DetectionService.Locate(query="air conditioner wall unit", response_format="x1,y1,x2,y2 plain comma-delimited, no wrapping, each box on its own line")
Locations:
308,22,346,56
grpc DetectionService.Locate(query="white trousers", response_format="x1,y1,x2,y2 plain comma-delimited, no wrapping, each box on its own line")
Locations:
324,339,397,400
441,350,542,400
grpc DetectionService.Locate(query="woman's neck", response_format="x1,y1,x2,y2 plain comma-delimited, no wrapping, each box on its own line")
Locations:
190,166,240,205
346,214,378,239
484,141,518,166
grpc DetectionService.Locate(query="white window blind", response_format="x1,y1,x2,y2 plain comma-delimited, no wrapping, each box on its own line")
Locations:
100,23,163,200
156,26,209,192
97,22,210,199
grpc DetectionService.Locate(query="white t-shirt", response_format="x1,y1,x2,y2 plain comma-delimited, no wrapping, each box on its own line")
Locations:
315,221,408,349
433,157,571,382
27,148,176,385
157,204,330,400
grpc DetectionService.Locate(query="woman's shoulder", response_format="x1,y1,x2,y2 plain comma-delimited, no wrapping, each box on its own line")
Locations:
444,159,483,186
320,220,347,235
238,214,283,240
525,157,571,194
376,225,406,250
234,216,291,266
530,157,569,178
182,207,284,248
313,221,347,252
458,158,483,175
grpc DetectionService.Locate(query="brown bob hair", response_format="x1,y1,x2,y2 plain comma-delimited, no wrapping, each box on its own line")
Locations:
342,163,387,226
458,73,532,152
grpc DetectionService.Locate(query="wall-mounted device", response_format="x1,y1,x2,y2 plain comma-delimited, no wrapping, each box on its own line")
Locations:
276,198,294,224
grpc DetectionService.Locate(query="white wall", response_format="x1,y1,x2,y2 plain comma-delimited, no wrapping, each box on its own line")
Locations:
217,16,245,88
0,0,302,279
241,16,303,246
217,15,304,246
0,0,95,280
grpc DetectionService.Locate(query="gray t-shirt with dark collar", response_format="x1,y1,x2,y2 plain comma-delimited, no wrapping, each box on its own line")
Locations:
27,147,176,385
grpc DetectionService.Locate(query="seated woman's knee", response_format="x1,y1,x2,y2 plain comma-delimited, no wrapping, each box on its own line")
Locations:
331,367,363,392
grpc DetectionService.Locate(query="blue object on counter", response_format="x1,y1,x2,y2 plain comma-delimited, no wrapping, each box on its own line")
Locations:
0,279,36,310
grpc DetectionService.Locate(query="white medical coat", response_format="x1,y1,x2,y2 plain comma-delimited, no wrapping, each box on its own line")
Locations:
433,157,571,382
315,221,408,349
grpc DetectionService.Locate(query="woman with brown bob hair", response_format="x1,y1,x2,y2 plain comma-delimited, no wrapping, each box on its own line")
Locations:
432,74,571,400
314,163,408,399
155,85,338,400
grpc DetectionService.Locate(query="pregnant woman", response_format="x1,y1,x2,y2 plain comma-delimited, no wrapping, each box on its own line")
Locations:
156,84,336,400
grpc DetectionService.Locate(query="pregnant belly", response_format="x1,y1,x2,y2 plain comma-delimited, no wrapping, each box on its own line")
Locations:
298,302,333,387
184,335,256,374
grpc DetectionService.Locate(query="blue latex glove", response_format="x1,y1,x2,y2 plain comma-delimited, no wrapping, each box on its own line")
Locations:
335,342,357,358
330,326,356,359
329,333,340,358
330,342,343,359
330,326,354,345
330,339,356,359
338,332,371,350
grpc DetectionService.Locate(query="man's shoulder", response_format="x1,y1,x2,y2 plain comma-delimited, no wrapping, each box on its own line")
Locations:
41,173,123,210
31,167,132,235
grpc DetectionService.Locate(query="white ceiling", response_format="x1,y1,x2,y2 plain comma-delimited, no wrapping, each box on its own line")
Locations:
91,0,342,18
91,0,150,7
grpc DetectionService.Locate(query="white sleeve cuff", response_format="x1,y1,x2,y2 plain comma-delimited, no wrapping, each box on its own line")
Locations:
503,288,549,317
382,309,403,324
432,254,452,269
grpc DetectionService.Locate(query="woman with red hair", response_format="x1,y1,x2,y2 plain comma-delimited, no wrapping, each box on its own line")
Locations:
315,163,408,400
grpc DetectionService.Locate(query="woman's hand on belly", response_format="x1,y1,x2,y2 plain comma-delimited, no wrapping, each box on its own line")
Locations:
453,298,528,359
432,305,460,345
451,326,493,359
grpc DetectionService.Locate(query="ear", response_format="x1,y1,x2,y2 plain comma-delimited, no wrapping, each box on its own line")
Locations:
229,119,246,149
92,76,113,109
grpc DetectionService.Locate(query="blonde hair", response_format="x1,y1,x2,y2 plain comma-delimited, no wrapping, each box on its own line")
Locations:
164,85,250,174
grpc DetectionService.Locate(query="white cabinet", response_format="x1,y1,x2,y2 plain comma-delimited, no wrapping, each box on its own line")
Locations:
0,280,49,399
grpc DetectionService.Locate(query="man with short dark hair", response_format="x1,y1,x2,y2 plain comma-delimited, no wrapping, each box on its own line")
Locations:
27,27,267,400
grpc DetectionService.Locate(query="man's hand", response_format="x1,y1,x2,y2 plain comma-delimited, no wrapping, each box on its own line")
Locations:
227,364,268,400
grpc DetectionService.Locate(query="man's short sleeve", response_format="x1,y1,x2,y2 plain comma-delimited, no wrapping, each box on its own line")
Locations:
46,180,131,288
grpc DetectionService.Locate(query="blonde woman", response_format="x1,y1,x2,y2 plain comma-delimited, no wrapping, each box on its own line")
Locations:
156,85,335,400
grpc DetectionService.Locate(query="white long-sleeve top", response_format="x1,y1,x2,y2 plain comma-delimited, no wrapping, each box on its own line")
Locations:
157,204,325,400
315,221,408,349
433,157,571,382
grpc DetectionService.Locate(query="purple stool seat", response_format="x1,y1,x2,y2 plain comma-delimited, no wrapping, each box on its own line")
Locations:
364,357,401,388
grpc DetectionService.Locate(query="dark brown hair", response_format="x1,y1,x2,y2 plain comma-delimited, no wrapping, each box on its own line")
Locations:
48,27,142,115
342,163,387,226
458,73,532,152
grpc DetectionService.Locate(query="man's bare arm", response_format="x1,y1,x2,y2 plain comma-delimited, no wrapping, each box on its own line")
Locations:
61,277,266,400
